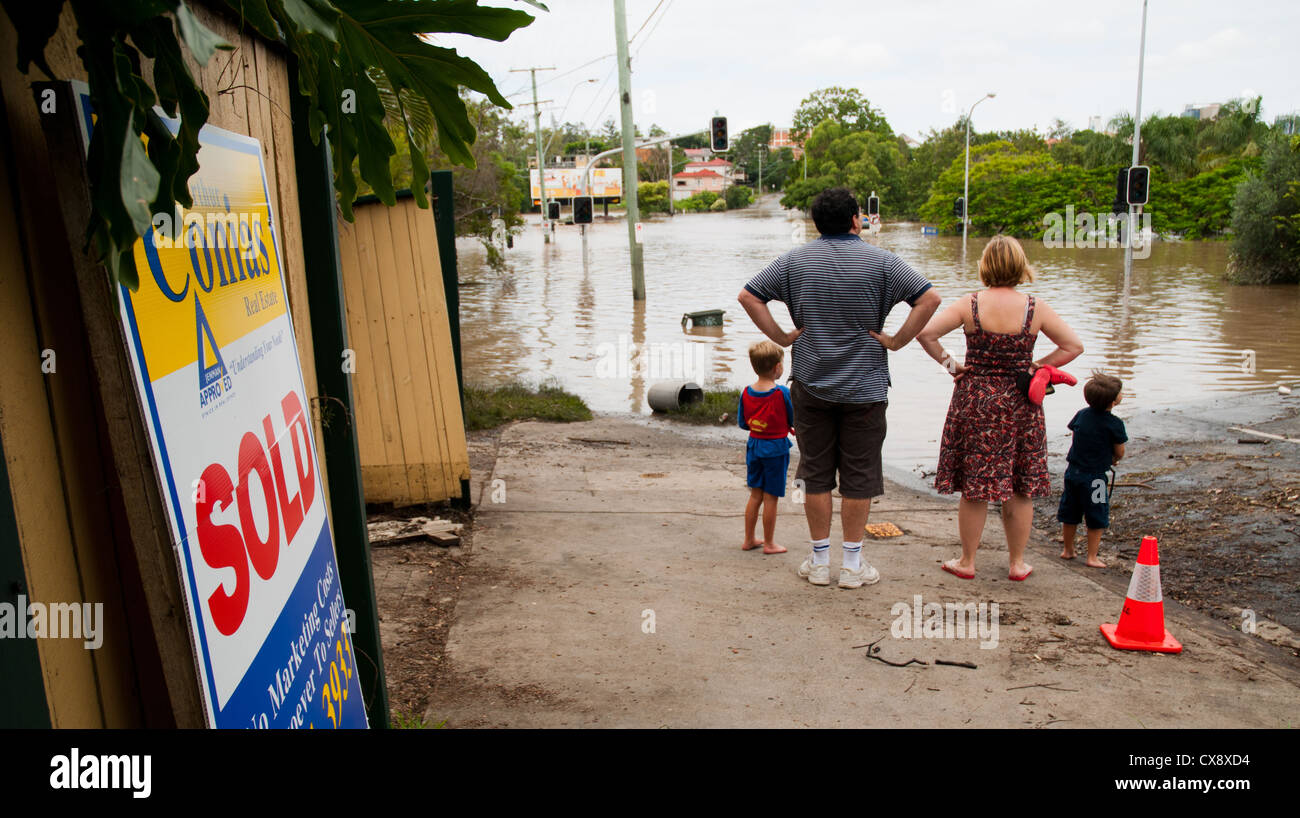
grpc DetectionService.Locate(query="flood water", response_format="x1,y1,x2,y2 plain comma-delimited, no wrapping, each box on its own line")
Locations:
457,197,1300,477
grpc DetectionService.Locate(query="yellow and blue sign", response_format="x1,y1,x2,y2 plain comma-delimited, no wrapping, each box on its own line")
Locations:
76,83,366,729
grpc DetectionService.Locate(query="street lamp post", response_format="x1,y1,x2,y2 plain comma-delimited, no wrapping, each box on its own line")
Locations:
963,92,996,246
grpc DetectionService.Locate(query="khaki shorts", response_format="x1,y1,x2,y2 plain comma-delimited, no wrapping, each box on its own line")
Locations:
791,380,887,499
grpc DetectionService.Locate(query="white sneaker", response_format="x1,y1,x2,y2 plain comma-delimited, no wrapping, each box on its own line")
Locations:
838,561,880,589
798,558,831,586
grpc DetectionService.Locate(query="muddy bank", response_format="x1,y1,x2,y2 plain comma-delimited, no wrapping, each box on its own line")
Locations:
1031,387,1300,648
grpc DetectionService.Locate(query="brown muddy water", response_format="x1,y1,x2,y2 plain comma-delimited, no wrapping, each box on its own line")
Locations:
457,196,1300,477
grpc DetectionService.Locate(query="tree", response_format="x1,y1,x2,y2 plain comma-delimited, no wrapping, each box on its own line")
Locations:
1229,135,1300,283
791,87,892,143
779,120,903,213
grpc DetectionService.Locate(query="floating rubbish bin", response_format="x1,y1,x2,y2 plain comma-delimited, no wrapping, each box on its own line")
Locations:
681,309,725,329
648,379,704,413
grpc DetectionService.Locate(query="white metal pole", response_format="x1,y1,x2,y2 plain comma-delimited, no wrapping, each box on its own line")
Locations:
1124,0,1149,302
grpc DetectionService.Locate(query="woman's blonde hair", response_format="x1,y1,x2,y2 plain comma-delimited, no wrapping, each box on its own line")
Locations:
979,235,1036,287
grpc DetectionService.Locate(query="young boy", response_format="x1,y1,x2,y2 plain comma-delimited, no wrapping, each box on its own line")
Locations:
737,340,795,555
1058,372,1128,568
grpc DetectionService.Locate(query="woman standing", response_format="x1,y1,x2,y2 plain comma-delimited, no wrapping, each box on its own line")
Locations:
876,236,1083,580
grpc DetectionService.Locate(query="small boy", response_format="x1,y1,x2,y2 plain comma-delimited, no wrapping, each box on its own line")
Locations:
737,340,795,555
1058,372,1128,568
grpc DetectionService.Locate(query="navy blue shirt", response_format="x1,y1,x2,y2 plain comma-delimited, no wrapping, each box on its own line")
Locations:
1065,407,1128,478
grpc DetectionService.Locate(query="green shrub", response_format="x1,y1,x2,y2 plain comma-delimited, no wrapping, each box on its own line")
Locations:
638,180,670,214
1229,135,1300,283
725,185,754,209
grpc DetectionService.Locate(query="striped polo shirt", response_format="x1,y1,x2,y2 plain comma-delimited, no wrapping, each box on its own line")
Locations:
744,233,932,404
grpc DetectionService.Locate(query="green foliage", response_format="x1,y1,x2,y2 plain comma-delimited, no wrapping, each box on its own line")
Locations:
677,191,720,212
1229,135,1300,284
791,87,891,143
462,380,592,431
777,120,903,214
915,138,1257,240
725,185,753,209
0,0,537,291
709,197,727,212
638,180,670,214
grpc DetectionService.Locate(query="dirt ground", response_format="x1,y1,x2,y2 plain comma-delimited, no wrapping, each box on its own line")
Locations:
1032,399,1300,649
370,391,1300,727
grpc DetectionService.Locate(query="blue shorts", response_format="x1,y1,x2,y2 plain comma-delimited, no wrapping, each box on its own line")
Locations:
1057,472,1110,529
746,449,789,497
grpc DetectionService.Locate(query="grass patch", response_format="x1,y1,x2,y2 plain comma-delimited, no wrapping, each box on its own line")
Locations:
391,710,446,729
663,388,741,425
463,380,592,431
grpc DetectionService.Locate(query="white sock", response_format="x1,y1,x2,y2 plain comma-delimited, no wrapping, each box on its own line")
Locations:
842,541,862,571
811,538,830,566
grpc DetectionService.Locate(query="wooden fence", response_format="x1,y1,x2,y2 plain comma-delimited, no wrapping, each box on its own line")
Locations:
337,195,469,505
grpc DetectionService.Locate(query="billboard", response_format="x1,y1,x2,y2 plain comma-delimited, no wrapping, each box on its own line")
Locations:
74,83,367,729
530,167,622,202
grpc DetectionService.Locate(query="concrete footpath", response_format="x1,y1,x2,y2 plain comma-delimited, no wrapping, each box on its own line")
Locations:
425,416,1300,728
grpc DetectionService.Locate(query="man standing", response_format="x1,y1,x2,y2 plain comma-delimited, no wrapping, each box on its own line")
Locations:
738,187,941,588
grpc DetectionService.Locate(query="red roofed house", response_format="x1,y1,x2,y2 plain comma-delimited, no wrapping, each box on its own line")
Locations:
673,157,739,201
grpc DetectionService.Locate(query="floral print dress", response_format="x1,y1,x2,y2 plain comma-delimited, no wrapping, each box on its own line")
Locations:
934,293,1050,502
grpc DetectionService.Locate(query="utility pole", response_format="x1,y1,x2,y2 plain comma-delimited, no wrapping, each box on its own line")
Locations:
757,145,764,200
1123,0,1149,304
510,66,555,243
614,0,644,299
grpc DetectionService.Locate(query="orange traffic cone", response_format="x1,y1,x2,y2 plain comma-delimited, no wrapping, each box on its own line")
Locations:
1100,536,1183,654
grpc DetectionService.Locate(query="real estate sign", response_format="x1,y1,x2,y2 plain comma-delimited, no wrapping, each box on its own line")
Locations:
75,84,367,729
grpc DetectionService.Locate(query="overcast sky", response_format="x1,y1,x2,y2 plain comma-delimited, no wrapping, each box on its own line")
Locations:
443,0,1300,142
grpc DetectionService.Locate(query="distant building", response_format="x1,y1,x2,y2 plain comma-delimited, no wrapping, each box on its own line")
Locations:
672,169,727,201
1182,103,1223,121
899,133,920,149
768,126,804,159
683,148,713,163
1276,113,1300,136
1088,115,1103,132
683,157,737,181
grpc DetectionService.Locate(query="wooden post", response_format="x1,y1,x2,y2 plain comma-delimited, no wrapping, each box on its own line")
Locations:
289,67,391,728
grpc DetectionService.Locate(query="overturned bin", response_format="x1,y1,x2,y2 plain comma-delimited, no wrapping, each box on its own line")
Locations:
647,379,704,413
681,309,725,329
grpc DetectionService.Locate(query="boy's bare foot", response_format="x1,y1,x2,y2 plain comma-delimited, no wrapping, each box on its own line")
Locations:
1085,557,1107,568
762,543,787,554
741,540,763,551
1059,549,1076,560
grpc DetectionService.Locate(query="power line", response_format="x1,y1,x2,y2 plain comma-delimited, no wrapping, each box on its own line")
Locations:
633,0,673,58
629,0,668,43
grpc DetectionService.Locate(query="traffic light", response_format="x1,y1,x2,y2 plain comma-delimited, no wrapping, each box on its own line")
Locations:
547,200,561,221
573,195,593,225
953,197,965,218
710,116,729,152
866,195,879,216
1112,168,1129,214
1126,165,1150,206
